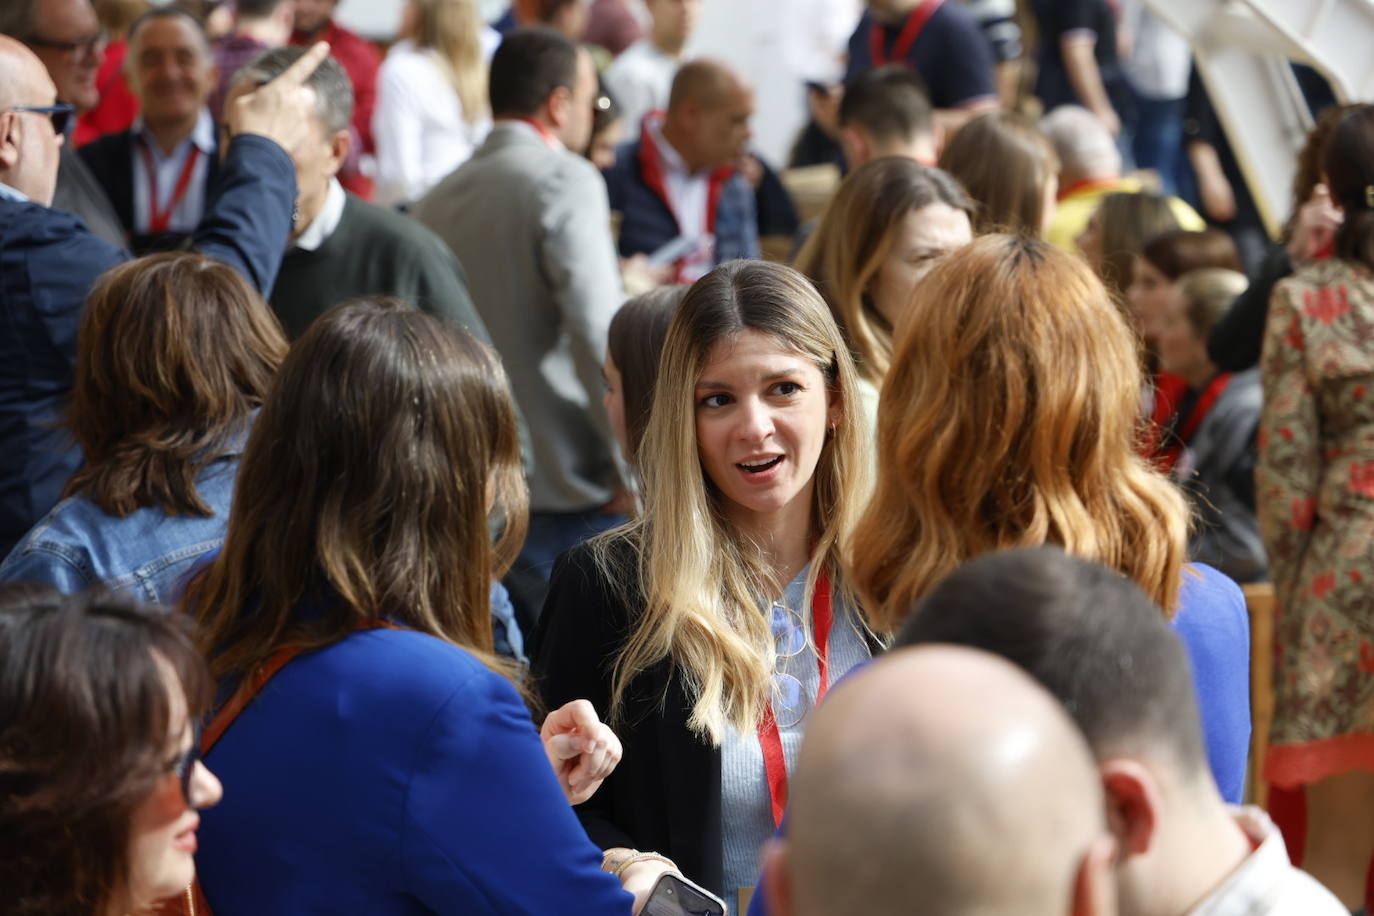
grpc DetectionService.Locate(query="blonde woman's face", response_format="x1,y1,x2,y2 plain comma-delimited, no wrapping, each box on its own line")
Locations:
868,203,973,328
693,330,838,528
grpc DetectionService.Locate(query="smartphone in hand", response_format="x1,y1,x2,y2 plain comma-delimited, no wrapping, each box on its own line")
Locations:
642,873,727,916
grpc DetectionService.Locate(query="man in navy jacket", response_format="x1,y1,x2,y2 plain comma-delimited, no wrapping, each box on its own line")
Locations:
0,36,329,558
602,58,759,283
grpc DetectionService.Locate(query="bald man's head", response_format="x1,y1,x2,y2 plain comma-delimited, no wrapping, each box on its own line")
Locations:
661,58,752,173
0,34,65,205
768,646,1114,916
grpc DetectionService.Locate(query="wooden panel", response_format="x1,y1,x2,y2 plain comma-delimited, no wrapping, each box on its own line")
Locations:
1242,581,1276,809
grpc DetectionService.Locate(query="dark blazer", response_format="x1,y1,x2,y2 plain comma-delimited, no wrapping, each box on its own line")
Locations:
0,134,295,558
78,127,220,253
529,538,880,898
603,135,759,270
530,538,724,894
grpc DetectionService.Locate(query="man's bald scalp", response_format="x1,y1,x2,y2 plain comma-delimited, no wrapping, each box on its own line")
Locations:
785,647,1105,916
0,35,46,110
667,58,741,112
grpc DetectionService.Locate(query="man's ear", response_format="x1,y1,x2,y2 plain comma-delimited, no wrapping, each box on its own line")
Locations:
1099,758,1161,858
546,84,573,134
0,112,20,172
839,125,866,169
326,128,351,177
760,839,796,916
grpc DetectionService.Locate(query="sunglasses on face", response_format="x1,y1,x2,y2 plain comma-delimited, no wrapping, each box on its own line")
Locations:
171,731,203,806
25,30,107,57
7,104,75,135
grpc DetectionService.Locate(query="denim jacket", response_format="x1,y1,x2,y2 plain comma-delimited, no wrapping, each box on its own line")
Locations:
0,453,240,606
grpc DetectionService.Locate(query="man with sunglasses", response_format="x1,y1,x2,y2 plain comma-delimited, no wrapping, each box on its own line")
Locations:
0,0,125,247
0,35,331,561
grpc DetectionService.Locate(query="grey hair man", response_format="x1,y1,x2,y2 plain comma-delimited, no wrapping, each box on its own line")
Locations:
763,644,1117,916
224,46,487,351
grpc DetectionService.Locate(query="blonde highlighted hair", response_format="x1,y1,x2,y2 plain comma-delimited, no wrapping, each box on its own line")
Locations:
794,157,974,387
410,0,489,125
596,260,873,744
850,235,1190,631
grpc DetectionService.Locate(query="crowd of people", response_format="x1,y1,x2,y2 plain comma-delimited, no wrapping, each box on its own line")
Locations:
0,0,1371,913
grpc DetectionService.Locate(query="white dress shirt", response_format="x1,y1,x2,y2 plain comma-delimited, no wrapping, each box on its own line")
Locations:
292,177,348,252
0,181,29,202
1187,807,1347,916
372,33,499,208
647,117,713,282
131,108,215,235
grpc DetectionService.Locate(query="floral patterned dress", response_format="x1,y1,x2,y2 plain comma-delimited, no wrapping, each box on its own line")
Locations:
1257,258,1374,788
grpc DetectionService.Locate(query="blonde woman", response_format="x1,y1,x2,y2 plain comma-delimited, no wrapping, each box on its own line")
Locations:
850,234,1251,804
793,157,974,427
373,0,497,207
530,260,877,911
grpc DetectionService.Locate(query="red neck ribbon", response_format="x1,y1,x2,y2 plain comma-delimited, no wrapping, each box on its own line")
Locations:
757,569,834,828
868,0,945,68
138,138,202,235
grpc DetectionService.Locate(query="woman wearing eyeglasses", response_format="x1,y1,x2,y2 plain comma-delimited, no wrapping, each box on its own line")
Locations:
0,585,222,915
531,260,879,912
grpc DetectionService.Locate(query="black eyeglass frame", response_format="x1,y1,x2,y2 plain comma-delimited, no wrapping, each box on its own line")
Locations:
23,30,107,55
172,726,204,806
7,104,76,135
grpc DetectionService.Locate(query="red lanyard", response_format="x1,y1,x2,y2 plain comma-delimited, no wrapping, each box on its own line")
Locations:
516,117,560,149
757,569,833,828
869,0,945,67
138,138,202,235
1158,372,1232,473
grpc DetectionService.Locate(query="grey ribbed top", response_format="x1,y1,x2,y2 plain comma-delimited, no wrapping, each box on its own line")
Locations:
719,566,872,913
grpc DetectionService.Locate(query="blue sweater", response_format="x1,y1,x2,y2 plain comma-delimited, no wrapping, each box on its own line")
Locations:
198,627,634,914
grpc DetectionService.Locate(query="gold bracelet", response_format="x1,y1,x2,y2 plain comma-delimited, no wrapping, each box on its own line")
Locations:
607,850,677,878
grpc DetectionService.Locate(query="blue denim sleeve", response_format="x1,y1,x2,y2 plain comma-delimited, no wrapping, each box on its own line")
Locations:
490,580,526,663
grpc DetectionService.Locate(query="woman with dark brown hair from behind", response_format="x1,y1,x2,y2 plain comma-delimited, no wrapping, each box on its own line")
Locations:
0,252,286,604
603,285,689,470
0,585,222,914
186,299,680,913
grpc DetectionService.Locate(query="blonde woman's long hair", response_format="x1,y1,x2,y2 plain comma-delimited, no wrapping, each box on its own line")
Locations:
850,235,1191,631
794,157,974,387
409,0,488,124
596,260,874,744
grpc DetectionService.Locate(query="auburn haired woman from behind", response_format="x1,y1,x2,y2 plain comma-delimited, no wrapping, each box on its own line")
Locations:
0,585,221,915
851,234,1251,804
794,157,974,426
187,300,666,914
532,260,877,911
0,252,286,603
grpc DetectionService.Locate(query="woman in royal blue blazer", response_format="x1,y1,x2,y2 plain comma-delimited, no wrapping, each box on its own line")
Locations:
185,300,674,914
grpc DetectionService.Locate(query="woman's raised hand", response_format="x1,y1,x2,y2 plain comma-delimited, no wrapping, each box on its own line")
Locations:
541,699,623,805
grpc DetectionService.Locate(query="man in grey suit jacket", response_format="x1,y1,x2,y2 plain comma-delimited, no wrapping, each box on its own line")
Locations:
414,28,626,628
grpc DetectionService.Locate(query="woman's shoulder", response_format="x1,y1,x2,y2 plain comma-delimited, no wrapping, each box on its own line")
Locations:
1172,564,1249,643
1285,257,1374,295
319,627,511,700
